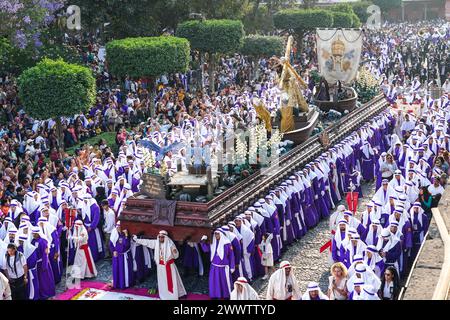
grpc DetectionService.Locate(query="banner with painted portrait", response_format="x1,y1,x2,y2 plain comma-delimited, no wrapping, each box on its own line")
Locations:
316,29,363,84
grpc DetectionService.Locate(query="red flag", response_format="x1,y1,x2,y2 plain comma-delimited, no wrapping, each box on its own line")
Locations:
346,191,359,214
320,230,336,253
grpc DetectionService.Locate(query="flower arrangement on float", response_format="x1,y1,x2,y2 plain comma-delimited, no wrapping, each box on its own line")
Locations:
354,67,380,104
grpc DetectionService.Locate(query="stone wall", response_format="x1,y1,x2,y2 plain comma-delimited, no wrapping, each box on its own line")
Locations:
402,190,449,300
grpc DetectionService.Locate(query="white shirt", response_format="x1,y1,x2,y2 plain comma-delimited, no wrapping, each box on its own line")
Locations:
382,281,394,299
428,184,444,196
103,208,116,234
1,252,27,279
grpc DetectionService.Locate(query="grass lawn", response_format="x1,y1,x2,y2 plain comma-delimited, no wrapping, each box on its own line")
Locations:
65,131,117,155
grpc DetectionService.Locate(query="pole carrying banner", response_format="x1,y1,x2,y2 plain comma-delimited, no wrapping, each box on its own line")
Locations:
316,28,363,84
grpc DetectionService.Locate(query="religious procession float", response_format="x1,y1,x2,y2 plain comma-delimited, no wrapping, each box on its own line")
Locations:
120,28,377,242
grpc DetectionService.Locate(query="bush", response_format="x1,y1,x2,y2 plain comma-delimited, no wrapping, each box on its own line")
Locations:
240,35,284,57
176,19,244,54
273,9,333,31
106,36,190,78
18,58,96,120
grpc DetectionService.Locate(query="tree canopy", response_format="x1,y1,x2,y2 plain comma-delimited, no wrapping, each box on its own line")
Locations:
18,58,96,120
106,36,190,78
240,35,284,58
176,19,244,54
332,11,354,28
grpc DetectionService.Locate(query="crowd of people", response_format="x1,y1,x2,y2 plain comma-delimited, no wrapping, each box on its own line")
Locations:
0,19,449,300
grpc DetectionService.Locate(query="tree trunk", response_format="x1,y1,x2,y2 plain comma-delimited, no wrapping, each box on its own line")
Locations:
149,77,156,119
294,30,305,59
252,0,261,22
208,52,215,95
55,117,64,150
200,52,205,91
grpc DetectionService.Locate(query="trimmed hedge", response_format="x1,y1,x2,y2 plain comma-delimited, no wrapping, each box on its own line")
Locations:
18,59,96,120
273,9,333,31
240,35,284,57
106,36,190,78
176,19,244,54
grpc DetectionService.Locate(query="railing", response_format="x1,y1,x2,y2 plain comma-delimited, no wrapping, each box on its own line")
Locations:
431,205,450,300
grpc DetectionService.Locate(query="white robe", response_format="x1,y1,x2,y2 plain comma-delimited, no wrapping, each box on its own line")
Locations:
71,225,98,279
266,268,301,300
136,237,187,300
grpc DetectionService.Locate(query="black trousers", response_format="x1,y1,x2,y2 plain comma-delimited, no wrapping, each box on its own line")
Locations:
9,276,26,300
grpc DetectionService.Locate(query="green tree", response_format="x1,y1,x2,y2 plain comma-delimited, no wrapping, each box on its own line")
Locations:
106,36,190,117
0,36,81,77
73,0,191,41
240,35,284,57
329,3,362,28
189,0,250,20
18,58,96,146
273,9,333,51
351,1,373,24
332,12,354,28
372,0,401,11
176,19,244,92
106,36,190,78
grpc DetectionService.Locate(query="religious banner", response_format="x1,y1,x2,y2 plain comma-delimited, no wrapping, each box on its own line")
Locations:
316,28,363,84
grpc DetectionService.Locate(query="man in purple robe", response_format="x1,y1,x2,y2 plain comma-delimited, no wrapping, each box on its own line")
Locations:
37,216,63,284
410,202,429,258
360,142,375,181
262,196,282,261
377,228,402,274
200,229,235,299
299,173,319,229
233,216,255,281
224,224,243,282
30,226,55,300
331,220,349,264
81,194,104,262
110,222,134,289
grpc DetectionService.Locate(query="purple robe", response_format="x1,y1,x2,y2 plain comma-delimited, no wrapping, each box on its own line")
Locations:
110,235,134,289
361,153,375,181
182,243,202,274
311,177,330,219
201,241,235,299
411,212,429,258
133,244,151,282
301,185,319,228
18,245,39,300
83,203,104,262
31,237,56,299
48,229,63,284
331,232,348,265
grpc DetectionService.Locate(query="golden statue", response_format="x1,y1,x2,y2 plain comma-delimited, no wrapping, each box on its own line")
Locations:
275,36,309,133
252,98,272,132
